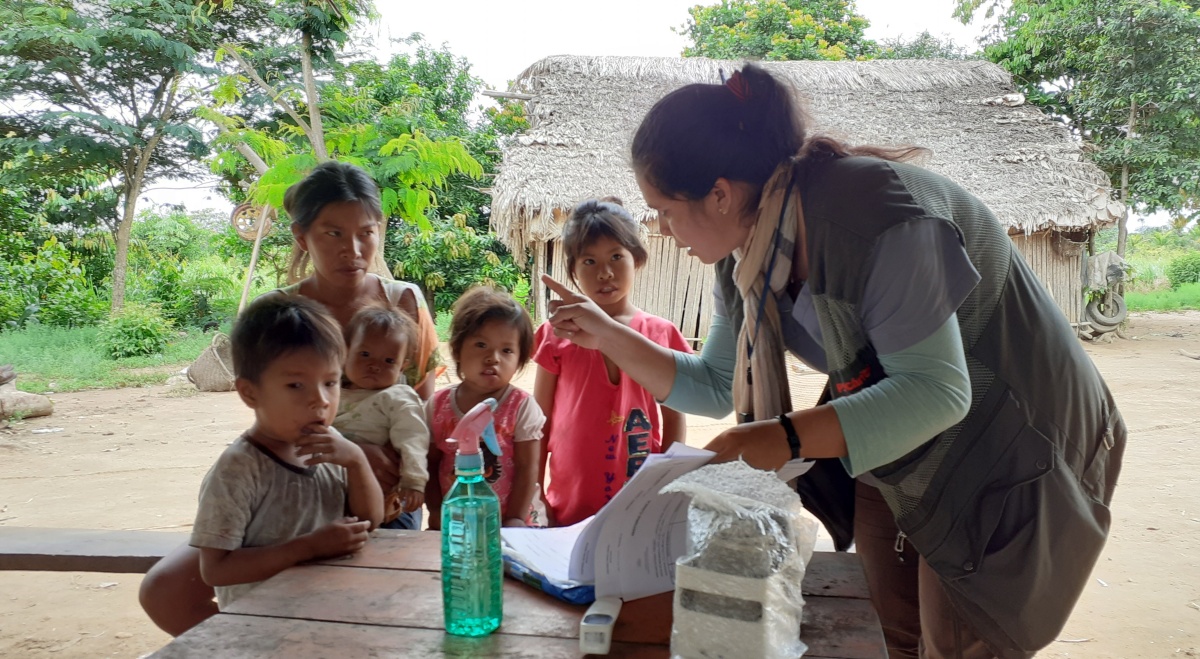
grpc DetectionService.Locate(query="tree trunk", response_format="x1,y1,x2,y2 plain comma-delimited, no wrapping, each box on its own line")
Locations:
110,175,141,313
424,286,437,322
1116,95,1137,258
111,129,164,313
300,32,327,161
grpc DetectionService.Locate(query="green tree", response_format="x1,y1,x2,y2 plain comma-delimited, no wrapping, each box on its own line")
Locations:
132,207,215,262
389,214,522,316
956,0,1200,257
678,0,876,61
322,36,528,233
874,31,978,60
0,0,270,311
202,10,484,280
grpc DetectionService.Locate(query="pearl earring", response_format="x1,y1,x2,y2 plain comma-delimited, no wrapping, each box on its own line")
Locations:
720,207,728,215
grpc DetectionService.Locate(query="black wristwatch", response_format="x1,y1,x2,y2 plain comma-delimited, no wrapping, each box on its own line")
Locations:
777,413,801,460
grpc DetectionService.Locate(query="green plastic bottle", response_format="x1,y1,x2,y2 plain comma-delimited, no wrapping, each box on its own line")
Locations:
441,398,503,637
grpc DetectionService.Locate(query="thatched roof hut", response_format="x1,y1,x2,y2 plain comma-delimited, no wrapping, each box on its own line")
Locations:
492,55,1122,337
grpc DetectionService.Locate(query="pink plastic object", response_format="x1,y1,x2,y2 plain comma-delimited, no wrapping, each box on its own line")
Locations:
449,398,502,457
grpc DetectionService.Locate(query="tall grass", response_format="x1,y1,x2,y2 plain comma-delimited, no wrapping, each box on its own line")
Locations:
0,324,220,394
1125,282,1200,313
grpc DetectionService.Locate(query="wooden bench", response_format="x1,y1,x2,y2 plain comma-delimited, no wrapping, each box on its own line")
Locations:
0,527,187,573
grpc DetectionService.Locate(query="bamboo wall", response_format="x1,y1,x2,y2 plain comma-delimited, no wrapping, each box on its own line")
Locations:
529,230,1086,339
1010,231,1086,325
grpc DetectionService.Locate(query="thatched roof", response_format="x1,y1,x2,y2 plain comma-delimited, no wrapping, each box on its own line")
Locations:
491,55,1122,259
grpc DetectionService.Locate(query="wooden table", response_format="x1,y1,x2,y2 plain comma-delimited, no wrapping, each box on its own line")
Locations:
151,530,885,658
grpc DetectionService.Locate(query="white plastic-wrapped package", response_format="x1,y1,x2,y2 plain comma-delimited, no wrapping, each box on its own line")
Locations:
661,460,818,659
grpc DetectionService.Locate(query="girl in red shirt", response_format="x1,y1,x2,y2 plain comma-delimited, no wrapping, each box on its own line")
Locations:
533,198,691,527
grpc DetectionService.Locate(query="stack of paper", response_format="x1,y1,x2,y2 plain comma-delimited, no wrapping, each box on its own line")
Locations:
502,444,813,601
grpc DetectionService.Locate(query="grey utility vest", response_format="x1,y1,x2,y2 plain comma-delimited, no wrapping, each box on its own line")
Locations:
716,155,1126,658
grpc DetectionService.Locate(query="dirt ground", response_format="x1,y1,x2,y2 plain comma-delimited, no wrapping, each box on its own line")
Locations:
1,312,1198,658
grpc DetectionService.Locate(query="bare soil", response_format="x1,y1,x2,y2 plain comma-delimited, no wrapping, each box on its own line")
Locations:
1,312,1197,658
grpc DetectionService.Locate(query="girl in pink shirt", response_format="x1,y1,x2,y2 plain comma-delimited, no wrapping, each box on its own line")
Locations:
534,198,691,527
425,286,545,528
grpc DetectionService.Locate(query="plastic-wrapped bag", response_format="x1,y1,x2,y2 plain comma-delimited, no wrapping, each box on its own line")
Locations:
661,460,818,659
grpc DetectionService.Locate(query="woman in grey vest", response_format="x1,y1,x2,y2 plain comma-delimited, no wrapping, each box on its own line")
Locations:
543,64,1125,659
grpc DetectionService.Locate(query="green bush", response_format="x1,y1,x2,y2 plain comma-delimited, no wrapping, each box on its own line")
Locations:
180,255,243,323
0,236,107,330
38,288,108,328
1165,252,1200,289
131,254,241,328
99,303,173,359
388,214,523,314
132,208,216,262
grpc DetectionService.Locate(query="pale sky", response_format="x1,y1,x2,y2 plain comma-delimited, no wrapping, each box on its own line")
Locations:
369,0,984,90
141,0,987,214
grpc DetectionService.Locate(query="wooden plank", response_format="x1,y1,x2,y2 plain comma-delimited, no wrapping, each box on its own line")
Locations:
617,592,884,659
533,241,547,323
802,596,887,659
311,529,440,572
222,566,593,642
328,533,868,600
151,614,667,659
0,527,187,573
223,557,881,658
804,551,871,599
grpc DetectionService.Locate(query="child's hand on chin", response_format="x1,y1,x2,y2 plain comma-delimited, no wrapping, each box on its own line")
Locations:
305,516,371,559
296,424,362,468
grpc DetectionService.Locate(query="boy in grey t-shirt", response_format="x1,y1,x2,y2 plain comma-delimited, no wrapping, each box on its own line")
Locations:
190,296,384,608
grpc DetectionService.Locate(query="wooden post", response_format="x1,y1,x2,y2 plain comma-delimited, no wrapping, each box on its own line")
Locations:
533,241,546,323
237,206,273,314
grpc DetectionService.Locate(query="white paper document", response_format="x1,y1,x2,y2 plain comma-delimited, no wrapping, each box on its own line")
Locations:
582,444,713,599
499,444,809,601
500,518,590,584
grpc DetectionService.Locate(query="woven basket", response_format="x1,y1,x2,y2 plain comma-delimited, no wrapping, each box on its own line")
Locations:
187,333,236,392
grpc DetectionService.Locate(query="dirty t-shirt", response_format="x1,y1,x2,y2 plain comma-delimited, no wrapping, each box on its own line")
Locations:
190,436,347,608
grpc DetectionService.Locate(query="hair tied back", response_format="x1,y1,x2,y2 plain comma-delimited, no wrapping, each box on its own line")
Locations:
726,70,750,102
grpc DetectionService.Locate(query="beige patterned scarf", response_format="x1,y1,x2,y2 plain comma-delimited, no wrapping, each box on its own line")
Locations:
733,160,803,421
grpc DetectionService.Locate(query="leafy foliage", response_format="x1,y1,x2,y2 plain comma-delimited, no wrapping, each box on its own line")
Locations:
1165,252,1200,289
214,222,296,288
131,207,215,262
0,149,121,258
0,236,106,331
957,0,1200,255
99,303,173,359
874,31,978,59
207,29,486,239
121,208,246,327
0,0,274,309
327,37,527,233
388,215,523,314
678,0,876,61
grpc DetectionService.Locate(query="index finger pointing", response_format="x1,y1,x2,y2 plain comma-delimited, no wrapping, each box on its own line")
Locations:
541,274,579,300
